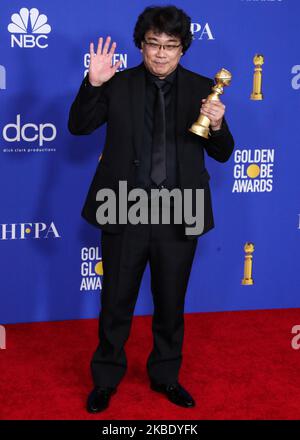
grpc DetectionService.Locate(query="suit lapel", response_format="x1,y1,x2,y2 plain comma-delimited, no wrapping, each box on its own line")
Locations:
129,62,145,161
176,63,194,167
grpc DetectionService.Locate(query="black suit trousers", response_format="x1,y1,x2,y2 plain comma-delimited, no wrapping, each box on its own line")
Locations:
90,205,198,388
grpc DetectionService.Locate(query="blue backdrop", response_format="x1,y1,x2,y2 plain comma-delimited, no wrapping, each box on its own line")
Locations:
1,0,299,324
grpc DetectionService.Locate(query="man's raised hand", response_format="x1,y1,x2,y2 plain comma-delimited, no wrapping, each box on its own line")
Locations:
88,36,122,87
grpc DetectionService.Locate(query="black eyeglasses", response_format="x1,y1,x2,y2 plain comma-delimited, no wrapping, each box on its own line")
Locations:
143,39,182,52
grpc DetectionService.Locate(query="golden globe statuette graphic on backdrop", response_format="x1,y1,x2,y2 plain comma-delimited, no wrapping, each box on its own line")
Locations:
241,242,255,285
189,68,232,139
250,54,264,100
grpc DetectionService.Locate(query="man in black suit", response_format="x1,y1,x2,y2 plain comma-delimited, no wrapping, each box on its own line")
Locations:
68,5,234,413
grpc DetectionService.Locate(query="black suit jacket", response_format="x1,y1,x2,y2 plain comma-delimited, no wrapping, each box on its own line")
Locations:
68,61,234,239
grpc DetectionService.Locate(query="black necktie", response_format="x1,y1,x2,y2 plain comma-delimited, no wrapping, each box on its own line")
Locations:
150,79,167,186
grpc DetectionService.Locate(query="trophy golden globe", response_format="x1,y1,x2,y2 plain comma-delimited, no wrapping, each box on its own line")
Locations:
241,242,255,285
189,68,232,139
250,54,264,100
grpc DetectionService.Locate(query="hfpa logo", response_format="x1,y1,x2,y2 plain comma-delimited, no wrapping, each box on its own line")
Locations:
0,326,6,349
190,22,214,40
0,66,6,90
8,8,51,49
0,222,61,240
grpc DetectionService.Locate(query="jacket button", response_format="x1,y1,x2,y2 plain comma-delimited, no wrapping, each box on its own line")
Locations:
133,159,140,166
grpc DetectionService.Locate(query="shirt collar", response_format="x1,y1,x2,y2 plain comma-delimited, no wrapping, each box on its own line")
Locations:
143,62,178,85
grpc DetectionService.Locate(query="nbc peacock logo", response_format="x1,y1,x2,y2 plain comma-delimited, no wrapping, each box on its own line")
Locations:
8,7,51,49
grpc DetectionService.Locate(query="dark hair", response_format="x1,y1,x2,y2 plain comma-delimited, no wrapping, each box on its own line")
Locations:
133,5,193,55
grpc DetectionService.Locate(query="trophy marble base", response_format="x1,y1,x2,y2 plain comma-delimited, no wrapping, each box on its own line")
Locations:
250,93,263,100
188,124,209,139
241,278,254,285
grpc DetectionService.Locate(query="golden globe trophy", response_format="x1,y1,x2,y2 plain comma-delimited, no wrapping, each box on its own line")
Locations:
189,68,232,139
250,54,264,100
241,242,255,285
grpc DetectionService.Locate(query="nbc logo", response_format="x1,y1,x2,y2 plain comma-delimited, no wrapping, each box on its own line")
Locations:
8,8,51,49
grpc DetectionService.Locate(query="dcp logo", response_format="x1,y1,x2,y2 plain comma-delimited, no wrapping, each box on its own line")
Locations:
3,114,57,147
8,8,51,49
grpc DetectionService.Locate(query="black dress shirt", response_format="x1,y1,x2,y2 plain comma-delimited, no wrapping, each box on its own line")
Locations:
133,63,179,194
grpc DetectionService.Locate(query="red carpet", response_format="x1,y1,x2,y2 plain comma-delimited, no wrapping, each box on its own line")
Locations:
0,308,300,420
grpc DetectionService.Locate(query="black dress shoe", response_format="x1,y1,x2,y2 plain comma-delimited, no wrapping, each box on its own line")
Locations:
150,380,196,408
86,386,117,413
